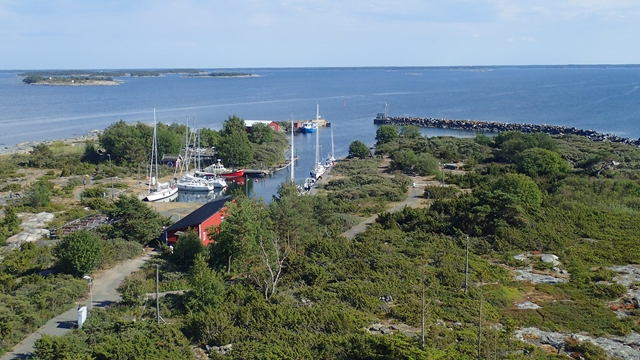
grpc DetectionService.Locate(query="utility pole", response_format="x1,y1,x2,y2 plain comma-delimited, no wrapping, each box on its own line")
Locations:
465,235,469,294
156,264,160,324
478,287,483,360
421,269,425,349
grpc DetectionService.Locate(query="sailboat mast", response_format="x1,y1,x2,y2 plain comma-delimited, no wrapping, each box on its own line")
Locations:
184,116,189,175
153,109,159,190
331,126,335,159
148,110,155,193
290,118,294,182
315,104,320,165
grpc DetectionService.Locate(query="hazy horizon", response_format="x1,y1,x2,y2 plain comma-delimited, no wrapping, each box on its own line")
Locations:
1,1,639,69
5,64,640,72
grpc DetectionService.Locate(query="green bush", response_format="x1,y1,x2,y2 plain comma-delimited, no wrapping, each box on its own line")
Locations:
0,183,21,192
54,230,104,276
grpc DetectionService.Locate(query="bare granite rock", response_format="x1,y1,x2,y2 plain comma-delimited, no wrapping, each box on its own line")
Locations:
609,265,640,299
514,270,568,284
5,212,54,249
516,327,640,360
516,301,541,310
540,254,560,266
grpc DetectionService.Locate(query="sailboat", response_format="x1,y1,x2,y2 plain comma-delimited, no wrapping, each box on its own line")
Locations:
310,104,326,181
325,125,335,167
290,118,295,182
176,127,226,191
144,109,178,202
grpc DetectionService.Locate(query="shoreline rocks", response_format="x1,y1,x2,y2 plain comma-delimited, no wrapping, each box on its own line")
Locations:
374,116,640,146
0,130,100,156
516,327,640,359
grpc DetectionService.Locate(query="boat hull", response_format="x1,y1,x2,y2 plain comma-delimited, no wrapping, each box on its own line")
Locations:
311,165,326,180
194,169,245,178
176,183,213,192
144,187,178,202
220,169,245,177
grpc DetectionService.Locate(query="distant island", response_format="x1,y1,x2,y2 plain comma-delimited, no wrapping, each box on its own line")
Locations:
185,72,258,78
19,69,201,78
22,75,120,86
18,69,258,85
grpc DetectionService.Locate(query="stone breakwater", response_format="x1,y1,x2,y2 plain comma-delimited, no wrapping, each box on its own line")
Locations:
374,117,640,146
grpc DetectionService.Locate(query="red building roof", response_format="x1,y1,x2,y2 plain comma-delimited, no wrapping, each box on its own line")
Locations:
160,196,232,246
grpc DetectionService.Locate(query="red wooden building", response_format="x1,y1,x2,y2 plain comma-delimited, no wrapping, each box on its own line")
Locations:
160,196,231,246
244,120,280,132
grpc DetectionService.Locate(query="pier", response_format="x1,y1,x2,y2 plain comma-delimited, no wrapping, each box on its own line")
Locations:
244,156,299,177
244,169,272,177
374,116,640,146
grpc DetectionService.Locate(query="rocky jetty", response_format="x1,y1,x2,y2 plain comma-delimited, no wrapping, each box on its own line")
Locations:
374,116,640,146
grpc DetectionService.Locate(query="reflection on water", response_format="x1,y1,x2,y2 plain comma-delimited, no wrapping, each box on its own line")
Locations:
177,188,228,203
177,177,254,203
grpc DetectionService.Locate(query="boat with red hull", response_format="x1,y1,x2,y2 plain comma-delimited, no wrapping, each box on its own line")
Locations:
195,159,245,178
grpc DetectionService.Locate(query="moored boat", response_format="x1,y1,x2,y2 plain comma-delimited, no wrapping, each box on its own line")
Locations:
145,187,179,202
309,104,326,181
325,125,335,167
144,109,178,202
300,121,317,133
196,159,245,178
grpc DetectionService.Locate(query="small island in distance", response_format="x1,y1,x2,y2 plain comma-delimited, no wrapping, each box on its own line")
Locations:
185,72,258,78
19,69,257,85
22,75,119,86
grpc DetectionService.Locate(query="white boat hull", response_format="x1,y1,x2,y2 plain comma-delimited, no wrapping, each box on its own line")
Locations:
311,165,326,180
176,183,213,192
145,187,178,202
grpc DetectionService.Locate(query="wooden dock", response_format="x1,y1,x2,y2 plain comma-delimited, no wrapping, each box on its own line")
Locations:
244,169,272,177
245,156,299,177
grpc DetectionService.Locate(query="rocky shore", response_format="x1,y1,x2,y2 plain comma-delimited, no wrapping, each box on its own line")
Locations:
0,130,101,156
375,116,640,146
29,80,121,86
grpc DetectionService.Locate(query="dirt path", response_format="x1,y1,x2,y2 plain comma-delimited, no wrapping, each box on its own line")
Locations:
1,251,154,360
341,179,426,240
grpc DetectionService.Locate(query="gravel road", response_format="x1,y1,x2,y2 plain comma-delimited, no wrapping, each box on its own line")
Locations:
1,252,153,360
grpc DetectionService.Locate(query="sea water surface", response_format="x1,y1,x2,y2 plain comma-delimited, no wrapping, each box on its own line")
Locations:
1,67,639,200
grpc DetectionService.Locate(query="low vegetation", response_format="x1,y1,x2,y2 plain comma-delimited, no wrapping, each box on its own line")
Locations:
5,122,640,358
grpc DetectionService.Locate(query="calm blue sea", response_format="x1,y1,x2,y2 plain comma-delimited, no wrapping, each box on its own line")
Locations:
1,67,639,200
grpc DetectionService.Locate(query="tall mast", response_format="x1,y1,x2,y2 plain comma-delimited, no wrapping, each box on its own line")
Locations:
330,126,335,159
148,109,156,193
185,116,189,173
290,118,295,182
153,109,159,190
315,104,320,166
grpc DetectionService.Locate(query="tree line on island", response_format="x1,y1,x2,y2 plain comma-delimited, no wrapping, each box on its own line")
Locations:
20,69,256,84
3,120,640,358
93,115,287,169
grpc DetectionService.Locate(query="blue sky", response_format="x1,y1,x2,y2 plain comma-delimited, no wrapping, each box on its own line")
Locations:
1,0,639,69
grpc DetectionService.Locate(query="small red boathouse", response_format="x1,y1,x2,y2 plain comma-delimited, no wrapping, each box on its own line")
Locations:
160,196,231,246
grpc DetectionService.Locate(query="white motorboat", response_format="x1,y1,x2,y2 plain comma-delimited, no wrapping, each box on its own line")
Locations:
176,177,215,192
